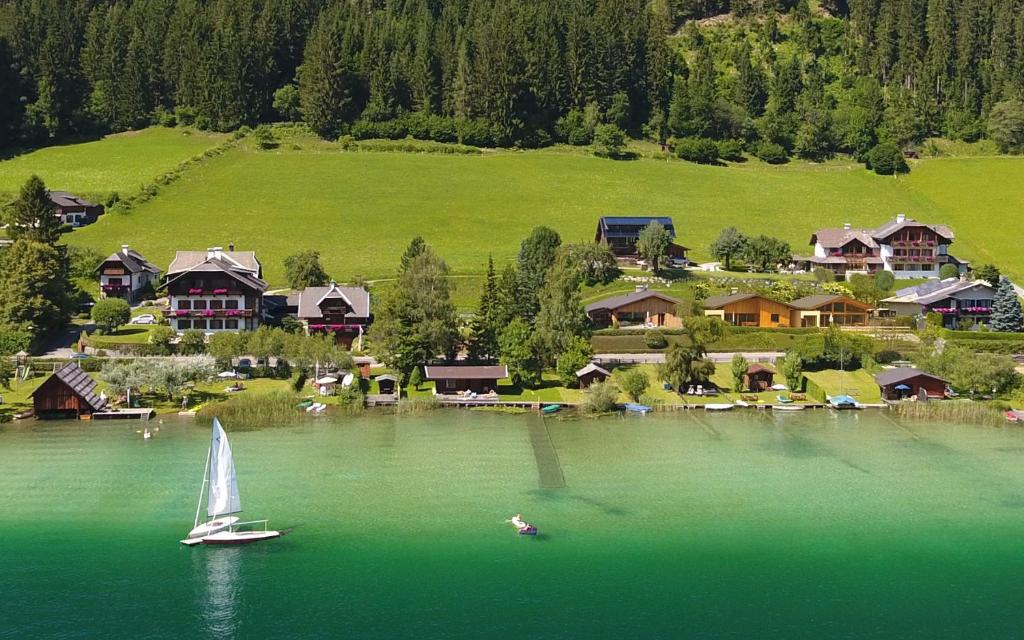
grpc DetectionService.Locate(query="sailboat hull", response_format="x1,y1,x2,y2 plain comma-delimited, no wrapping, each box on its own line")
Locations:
186,517,240,540
200,530,281,545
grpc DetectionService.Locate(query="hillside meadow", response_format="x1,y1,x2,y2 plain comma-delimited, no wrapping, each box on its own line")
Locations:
0,128,227,200
22,129,1020,287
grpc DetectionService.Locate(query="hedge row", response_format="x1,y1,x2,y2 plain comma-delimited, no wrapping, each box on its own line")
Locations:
943,330,1024,341
592,326,823,337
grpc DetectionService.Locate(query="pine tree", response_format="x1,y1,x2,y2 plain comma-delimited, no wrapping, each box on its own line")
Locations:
736,39,767,117
0,35,23,147
8,176,62,245
468,256,500,362
991,276,1024,333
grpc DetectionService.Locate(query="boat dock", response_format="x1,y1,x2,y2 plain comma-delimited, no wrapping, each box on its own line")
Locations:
93,408,156,421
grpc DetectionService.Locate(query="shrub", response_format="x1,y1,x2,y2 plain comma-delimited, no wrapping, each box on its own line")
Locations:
555,108,593,145
644,330,668,349
866,142,909,175
91,298,131,333
939,264,959,280
874,270,895,291
580,380,619,414
874,350,903,364
674,137,720,164
717,139,745,162
252,125,278,150
813,267,836,283
457,118,500,147
618,368,649,402
987,99,1024,154
178,329,207,355
754,141,789,164
593,123,627,158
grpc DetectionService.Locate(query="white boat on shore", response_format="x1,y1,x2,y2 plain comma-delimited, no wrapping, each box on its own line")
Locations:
705,403,734,411
181,418,280,546
772,404,805,412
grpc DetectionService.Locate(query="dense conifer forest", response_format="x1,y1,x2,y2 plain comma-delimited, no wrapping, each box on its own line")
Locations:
1,0,1023,159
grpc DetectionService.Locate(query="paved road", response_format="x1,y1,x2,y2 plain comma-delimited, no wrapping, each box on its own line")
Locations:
37,322,95,358
595,351,786,365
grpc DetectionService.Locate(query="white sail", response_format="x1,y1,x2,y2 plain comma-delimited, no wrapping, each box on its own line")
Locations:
207,418,242,518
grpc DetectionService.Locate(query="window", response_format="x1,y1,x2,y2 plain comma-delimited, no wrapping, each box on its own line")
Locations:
210,319,224,330
770,314,780,323
177,319,191,330
225,300,239,310
225,319,238,330
107,278,122,286
193,319,207,330
193,300,207,310
736,313,757,325
210,300,223,310
178,300,192,310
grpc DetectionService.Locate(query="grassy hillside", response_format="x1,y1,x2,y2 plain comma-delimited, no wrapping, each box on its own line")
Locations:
52,131,1024,287
0,128,227,199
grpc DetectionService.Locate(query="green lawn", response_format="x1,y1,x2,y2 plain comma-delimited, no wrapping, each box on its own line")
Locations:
21,127,1020,287
0,128,226,199
803,369,883,404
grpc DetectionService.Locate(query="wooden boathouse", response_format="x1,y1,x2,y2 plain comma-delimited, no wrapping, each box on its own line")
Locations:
31,363,107,420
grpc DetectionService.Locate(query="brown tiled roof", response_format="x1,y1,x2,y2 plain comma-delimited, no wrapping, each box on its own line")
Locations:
424,365,508,380
872,218,953,241
702,293,760,309
33,363,106,411
297,283,370,319
746,363,775,375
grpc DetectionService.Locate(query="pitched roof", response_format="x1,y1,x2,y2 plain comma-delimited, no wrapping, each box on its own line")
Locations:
702,292,761,309
424,365,508,380
165,251,267,293
168,250,261,275
33,363,106,411
47,191,98,208
789,295,869,310
874,368,947,386
576,363,611,378
97,247,160,275
746,363,775,375
883,278,995,305
585,289,681,313
810,228,879,249
597,216,676,239
297,283,370,319
872,217,953,241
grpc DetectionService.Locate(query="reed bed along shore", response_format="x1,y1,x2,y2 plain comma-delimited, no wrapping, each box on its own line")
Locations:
197,391,306,429
895,400,1007,427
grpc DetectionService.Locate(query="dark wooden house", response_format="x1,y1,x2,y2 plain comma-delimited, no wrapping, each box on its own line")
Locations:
424,365,508,394
165,247,267,333
743,364,775,392
296,281,372,348
31,363,107,420
594,216,688,262
575,363,611,388
875,368,948,401
375,374,398,395
96,244,161,304
48,191,104,226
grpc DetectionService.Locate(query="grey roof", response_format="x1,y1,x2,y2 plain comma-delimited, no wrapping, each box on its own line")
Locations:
872,218,953,241
97,247,160,275
884,279,995,305
597,216,676,239
810,228,880,249
165,251,267,293
874,368,947,386
424,365,508,380
702,292,760,309
375,374,398,382
34,363,106,411
297,283,370,319
789,295,868,310
47,191,98,208
168,250,261,275
585,289,681,313
575,363,611,378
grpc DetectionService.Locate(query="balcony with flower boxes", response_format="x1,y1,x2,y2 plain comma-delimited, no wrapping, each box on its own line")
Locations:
308,323,367,333
185,287,237,295
168,308,253,318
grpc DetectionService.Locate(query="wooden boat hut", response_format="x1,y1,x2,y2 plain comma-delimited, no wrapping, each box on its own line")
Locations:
375,374,398,395
31,363,107,420
576,363,611,388
743,364,775,392
424,365,508,395
875,368,947,401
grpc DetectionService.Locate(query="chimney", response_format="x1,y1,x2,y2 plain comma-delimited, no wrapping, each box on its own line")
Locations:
731,287,739,295
843,223,851,230
121,244,130,253
228,243,235,252
207,246,223,260
896,213,906,224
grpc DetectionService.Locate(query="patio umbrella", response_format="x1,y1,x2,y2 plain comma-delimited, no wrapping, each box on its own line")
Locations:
217,371,238,378
894,384,911,391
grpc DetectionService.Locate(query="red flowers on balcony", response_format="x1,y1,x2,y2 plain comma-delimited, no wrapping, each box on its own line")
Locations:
188,288,202,294
175,309,189,316
213,288,228,295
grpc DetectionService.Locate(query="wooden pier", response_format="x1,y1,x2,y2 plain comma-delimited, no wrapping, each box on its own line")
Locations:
93,408,156,421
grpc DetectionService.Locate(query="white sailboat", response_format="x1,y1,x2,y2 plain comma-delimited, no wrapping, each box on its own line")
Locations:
181,418,280,546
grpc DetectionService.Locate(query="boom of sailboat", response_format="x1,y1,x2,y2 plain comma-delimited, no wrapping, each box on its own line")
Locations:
180,417,281,546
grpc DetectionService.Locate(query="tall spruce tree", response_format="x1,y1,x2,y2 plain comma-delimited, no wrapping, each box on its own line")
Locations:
468,255,500,362
8,175,61,245
991,276,1024,333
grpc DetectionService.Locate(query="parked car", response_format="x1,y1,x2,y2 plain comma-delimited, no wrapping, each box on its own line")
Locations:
130,314,157,325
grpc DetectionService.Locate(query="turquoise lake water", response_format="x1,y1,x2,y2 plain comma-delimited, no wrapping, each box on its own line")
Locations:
2,409,1023,639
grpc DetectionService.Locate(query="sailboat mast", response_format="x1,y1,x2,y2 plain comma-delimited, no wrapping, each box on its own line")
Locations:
193,444,212,529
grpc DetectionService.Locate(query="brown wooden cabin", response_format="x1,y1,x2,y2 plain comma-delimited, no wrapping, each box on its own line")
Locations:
576,363,611,388
743,364,776,392
424,365,508,394
375,374,398,395
875,368,947,401
789,295,871,327
585,288,682,329
31,363,107,420
703,293,793,328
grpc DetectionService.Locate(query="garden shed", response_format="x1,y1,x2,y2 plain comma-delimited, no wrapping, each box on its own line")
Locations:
743,364,775,392
576,363,611,388
31,363,107,420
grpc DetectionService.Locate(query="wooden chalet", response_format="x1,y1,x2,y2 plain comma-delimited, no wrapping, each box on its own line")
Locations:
703,293,793,328
165,247,268,333
743,364,775,392
295,281,372,348
875,368,947,401
585,288,682,329
594,216,688,262
31,363,107,420
96,244,161,304
789,295,871,327
48,191,104,227
424,365,508,394
575,363,611,388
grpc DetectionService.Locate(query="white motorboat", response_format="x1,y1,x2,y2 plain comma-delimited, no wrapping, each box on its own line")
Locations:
772,404,805,411
181,417,280,546
704,403,734,411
